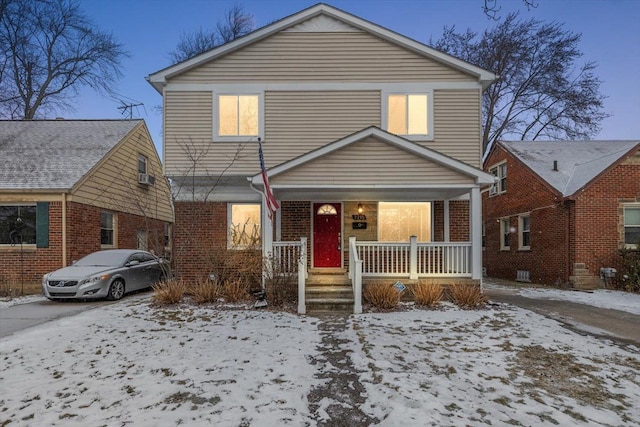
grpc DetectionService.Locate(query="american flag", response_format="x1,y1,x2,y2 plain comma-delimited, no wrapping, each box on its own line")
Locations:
258,142,279,220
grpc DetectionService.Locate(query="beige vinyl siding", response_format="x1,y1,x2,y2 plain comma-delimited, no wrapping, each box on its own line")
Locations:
171,32,475,83
165,90,381,176
164,91,213,176
71,124,174,223
430,89,482,168
272,136,474,186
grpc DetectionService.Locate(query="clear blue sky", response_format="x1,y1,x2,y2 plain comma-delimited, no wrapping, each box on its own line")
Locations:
73,0,640,154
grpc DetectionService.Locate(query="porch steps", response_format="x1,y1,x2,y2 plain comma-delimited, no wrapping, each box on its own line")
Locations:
570,263,601,290
305,272,354,314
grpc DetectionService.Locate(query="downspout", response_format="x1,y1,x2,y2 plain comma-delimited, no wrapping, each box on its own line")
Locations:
62,192,67,266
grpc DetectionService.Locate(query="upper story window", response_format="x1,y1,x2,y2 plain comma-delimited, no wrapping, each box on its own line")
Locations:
138,154,148,174
215,94,261,141
383,92,432,140
489,161,507,195
0,205,36,245
624,205,640,248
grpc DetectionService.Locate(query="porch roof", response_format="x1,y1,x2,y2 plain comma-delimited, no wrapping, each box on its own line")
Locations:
250,126,495,201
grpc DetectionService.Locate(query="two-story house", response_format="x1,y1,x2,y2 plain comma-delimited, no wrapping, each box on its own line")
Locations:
483,140,640,289
147,4,496,313
0,120,174,289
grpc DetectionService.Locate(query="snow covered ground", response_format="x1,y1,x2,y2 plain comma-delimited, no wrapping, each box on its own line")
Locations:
1,291,639,426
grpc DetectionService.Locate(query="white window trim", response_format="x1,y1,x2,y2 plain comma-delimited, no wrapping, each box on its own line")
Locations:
138,154,148,174
227,203,262,249
381,89,434,141
518,214,531,250
212,91,264,142
489,161,507,196
623,203,640,248
101,211,117,248
500,217,510,251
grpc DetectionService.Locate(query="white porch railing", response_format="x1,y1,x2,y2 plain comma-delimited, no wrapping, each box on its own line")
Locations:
349,237,363,314
273,237,307,314
354,236,472,278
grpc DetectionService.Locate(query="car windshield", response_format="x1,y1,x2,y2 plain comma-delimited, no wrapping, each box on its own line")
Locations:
74,251,129,267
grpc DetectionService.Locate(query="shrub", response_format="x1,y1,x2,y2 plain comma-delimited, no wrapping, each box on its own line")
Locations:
364,282,401,309
619,245,640,293
412,282,444,307
263,254,298,306
222,279,250,303
449,283,487,308
152,278,187,305
189,276,221,304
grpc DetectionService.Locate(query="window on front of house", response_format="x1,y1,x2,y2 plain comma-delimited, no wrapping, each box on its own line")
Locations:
489,162,507,195
500,218,510,250
0,205,37,245
229,203,261,248
519,214,530,250
217,94,260,138
378,202,431,242
624,205,640,247
385,93,431,138
101,211,115,247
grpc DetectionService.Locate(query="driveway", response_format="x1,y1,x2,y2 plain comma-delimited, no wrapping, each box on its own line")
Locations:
485,280,640,345
0,292,150,338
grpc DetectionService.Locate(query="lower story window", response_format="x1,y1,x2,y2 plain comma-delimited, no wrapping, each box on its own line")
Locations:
500,218,511,250
519,214,530,250
624,205,640,247
101,212,115,246
229,204,261,248
0,205,36,245
378,202,431,242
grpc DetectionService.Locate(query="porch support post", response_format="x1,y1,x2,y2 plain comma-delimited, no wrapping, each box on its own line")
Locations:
409,235,418,280
443,199,450,242
262,198,274,288
470,186,482,280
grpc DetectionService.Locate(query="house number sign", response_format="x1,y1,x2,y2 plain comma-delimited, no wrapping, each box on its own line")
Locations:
352,222,367,229
352,214,366,220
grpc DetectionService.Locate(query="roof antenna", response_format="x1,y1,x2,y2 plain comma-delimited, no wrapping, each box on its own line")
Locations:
117,100,144,119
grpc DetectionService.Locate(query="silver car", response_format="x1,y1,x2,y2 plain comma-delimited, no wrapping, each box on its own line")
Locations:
42,249,168,301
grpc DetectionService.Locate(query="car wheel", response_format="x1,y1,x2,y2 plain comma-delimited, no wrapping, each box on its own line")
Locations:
107,279,125,300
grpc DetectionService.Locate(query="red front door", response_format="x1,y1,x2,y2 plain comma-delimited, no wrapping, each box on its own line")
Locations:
313,203,342,268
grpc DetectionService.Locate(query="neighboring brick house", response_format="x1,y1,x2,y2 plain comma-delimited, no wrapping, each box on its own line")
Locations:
483,140,640,288
147,4,496,313
0,120,174,285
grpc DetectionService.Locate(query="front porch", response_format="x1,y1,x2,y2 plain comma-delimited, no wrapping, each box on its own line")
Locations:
273,236,478,314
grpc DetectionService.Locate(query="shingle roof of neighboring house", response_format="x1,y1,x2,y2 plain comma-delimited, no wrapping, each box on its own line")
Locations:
499,140,640,197
0,120,142,190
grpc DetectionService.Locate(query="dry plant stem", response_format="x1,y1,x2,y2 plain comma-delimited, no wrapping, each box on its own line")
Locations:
152,279,187,305
413,282,444,307
364,283,401,309
449,283,487,308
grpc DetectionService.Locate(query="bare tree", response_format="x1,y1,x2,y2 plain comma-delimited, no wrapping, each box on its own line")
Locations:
483,0,538,20
0,0,127,119
168,4,254,64
432,13,608,154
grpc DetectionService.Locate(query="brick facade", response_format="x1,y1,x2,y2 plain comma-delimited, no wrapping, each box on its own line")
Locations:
483,145,640,286
0,201,167,285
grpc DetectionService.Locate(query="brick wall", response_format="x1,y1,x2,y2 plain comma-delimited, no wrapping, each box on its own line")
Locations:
1,201,168,285
433,201,470,242
173,201,227,281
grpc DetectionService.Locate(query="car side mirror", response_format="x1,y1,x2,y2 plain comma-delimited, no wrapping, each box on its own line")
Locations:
127,260,140,267
71,260,77,265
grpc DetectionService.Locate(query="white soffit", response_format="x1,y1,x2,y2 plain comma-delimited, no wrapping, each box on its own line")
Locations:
283,14,362,32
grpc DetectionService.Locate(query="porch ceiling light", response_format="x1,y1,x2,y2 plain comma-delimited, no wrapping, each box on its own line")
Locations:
358,203,363,214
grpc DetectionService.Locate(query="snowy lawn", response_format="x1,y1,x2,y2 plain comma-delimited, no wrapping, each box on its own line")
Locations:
1,296,639,426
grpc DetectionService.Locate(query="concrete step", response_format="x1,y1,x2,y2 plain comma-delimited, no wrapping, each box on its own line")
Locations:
306,275,351,286
306,297,354,314
569,275,602,290
306,285,353,298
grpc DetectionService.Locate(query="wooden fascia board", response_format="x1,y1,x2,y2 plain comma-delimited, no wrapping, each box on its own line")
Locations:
251,127,493,186
147,4,496,93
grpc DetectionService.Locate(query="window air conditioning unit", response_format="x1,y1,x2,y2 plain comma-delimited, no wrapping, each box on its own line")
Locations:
138,173,156,186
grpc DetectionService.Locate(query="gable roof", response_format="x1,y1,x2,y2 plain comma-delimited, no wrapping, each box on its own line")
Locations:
251,126,495,187
147,3,496,92
0,120,143,191
498,140,640,197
